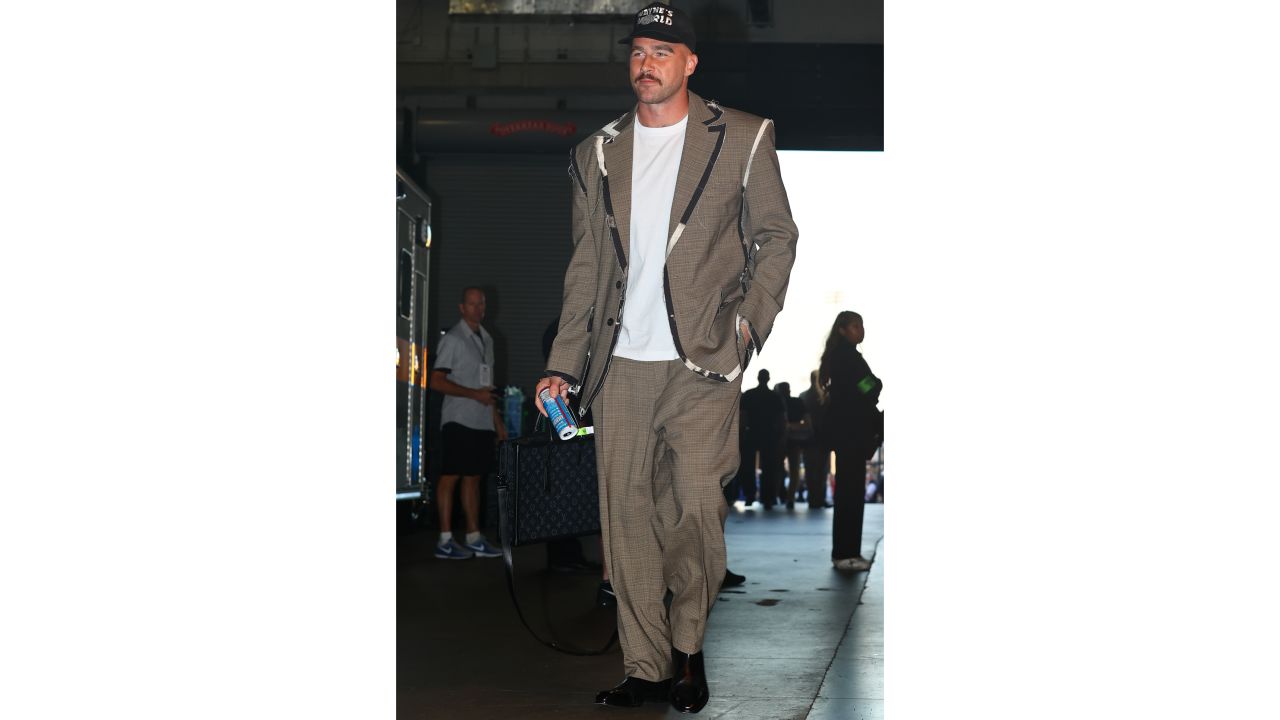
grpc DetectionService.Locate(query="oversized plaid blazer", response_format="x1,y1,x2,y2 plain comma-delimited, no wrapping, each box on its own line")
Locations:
547,91,799,412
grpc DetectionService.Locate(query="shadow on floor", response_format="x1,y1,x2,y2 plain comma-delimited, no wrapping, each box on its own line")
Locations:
397,503,883,719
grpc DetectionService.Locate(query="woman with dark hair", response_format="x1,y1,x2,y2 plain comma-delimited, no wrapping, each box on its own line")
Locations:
818,311,883,572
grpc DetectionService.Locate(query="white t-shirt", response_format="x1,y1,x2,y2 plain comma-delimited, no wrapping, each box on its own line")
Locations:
614,114,687,361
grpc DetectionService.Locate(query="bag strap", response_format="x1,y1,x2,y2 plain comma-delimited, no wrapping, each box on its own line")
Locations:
496,446,617,657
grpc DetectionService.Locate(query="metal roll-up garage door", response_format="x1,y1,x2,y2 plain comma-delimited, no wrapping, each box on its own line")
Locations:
423,153,576,404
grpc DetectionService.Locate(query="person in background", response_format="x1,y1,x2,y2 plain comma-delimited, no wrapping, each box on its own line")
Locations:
864,461,883,503
798,370,831,509
818,311,883,572
429,287,507,560
739,368,786,509
775,381,810,510
536,3,799,711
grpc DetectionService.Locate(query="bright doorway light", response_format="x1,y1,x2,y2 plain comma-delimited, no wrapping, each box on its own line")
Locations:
754,151,888,406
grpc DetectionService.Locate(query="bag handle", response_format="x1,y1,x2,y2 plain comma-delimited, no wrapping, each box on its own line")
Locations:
532,413,553,491
532,409,555,441
496,448,617,657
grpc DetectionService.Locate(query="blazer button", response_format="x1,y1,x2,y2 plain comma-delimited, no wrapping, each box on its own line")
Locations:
607,318,615,326
615,281,622,289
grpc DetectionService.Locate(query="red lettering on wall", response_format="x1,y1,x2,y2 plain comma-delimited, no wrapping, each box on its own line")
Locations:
489,120,577,137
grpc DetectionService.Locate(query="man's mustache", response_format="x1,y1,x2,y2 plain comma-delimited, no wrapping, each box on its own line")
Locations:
635,73,660,83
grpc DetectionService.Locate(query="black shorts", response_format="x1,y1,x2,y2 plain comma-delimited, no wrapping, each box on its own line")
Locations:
440,422,497,476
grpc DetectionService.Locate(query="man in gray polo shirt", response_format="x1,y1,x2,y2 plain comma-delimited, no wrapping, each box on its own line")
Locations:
429,286,507,560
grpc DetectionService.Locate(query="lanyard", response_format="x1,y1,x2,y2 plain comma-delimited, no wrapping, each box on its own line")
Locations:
469,330,487,362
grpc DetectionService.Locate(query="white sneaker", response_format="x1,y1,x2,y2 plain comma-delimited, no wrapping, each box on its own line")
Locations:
833,556,872,572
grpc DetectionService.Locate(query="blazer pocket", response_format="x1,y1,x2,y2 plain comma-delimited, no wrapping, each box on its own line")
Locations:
715,289,744,318
714,293,744,348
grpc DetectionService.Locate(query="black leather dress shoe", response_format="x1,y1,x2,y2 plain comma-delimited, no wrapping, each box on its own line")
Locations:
669,648,709,713
594,676,672,707
722,569,746,588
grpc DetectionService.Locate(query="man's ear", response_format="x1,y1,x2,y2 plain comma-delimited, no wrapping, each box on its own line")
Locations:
686,52,698,78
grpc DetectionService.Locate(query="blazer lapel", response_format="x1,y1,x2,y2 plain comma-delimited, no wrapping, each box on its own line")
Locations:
600,112,635,269
667,91,726,256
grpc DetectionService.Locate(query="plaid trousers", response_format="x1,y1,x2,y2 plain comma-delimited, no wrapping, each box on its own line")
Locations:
594,356,742,681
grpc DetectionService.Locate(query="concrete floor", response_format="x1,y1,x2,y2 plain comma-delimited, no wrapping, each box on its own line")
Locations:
398,502,883,719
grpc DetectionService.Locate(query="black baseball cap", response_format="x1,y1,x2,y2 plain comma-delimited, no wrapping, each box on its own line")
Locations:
618,2,697,52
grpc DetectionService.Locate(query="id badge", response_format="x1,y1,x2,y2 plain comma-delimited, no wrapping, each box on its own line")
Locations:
479,363,492,387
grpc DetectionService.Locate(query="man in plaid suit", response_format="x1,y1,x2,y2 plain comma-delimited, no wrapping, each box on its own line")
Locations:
536,2,798,712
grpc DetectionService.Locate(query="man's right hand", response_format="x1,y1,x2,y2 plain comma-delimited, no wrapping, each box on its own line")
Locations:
472,386,497,406
534,375,570,417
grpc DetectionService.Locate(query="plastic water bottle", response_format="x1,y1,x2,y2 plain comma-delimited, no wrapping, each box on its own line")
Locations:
502,386,523,438
538,388,579,441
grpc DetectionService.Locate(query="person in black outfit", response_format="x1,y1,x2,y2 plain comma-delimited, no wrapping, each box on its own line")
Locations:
818,312,883,572
799,370,831,509
737,369,787,509
775,382,809,509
